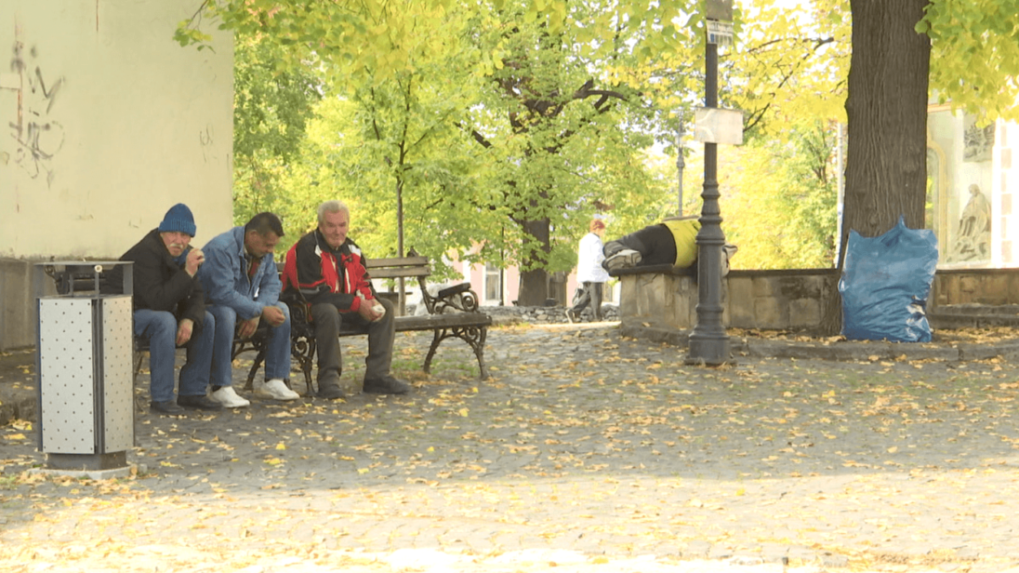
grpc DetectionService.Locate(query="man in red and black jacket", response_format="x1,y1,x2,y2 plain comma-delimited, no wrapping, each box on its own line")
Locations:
282,200,410,399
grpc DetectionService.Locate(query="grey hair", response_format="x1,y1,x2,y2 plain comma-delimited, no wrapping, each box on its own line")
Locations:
317,200,350,224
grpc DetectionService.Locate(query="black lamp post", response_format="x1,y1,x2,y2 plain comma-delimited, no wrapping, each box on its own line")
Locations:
687,2,733,365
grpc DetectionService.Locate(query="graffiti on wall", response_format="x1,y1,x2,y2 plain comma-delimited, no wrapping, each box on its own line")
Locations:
200,123,215,163
5,38,65,187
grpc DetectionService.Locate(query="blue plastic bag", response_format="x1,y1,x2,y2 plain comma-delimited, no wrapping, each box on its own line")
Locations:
839,216,939,342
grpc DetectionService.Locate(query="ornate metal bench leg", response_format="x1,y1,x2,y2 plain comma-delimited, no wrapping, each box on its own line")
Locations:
422,330,443,374
133,349,145,378
422,326,488,379
458,326,488,380
295,338,316,396
244,349,266,391
474,327,489,380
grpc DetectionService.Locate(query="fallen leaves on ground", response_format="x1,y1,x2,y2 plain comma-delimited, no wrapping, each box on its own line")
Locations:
1,325,1019,573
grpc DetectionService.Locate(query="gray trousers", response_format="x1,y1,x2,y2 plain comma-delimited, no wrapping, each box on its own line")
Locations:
571,281,604,320
310,296,396,382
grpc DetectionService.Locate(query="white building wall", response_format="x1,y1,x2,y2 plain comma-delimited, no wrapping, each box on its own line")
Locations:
0,0,233,349
0,0,234,259
998,121,1017,264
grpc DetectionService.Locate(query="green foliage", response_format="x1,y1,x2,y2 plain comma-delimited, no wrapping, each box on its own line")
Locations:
722,121,838,269
231,31,321,227
187,0,1019,277
921,0,1019,122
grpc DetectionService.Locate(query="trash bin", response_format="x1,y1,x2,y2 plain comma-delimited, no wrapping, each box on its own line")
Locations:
35,261,134,475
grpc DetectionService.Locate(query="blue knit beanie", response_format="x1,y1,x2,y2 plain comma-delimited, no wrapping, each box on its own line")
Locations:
158,203,196,237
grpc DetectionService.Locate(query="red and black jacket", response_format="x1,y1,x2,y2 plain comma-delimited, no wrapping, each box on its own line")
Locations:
282,229,375,313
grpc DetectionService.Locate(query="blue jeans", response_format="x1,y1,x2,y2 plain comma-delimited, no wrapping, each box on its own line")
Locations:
208,303,291,387
134,309,215,402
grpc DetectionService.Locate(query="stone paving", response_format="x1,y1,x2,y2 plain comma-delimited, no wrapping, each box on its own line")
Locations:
3,320,1019,572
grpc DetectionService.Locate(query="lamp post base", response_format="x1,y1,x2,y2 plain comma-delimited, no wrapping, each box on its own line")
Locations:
686,333,731,366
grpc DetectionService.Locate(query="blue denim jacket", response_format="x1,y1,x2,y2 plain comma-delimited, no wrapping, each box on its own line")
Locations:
197,226,281,320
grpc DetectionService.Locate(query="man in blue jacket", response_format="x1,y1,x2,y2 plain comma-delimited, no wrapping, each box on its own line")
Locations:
198,212,300,407
103,203,222,414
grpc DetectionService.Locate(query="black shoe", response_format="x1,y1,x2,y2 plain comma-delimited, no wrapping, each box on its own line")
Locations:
317,375,347,400
150,400,184,415
363,376,411,395
177,395,225,411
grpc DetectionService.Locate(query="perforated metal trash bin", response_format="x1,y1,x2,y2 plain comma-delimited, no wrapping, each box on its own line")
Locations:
35,261,134,472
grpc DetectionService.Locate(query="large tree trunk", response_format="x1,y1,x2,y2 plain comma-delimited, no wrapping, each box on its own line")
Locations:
516,217,553,306
820,0,931,335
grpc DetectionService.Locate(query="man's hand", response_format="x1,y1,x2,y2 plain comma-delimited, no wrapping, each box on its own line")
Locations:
176,318,194,346
185,248,205,277
262,305,286,327
357,298,383,322
238,316,260,339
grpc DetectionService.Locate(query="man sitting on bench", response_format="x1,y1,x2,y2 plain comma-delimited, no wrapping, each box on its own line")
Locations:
102,203,221,414
281,200,411,399
199,212,300,407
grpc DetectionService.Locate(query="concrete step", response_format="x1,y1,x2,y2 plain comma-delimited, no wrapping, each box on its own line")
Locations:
929,304,1019,329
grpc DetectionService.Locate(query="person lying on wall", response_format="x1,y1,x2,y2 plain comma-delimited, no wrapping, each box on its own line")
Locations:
601,215,737,274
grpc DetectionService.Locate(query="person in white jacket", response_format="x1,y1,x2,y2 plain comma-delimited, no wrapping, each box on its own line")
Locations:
567,218,609,322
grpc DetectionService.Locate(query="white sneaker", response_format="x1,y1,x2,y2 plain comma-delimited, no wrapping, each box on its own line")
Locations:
256,378,300,401
210,386,251,408
603,248,642,271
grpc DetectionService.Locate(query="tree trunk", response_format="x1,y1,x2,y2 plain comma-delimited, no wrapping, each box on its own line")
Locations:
819,0,931,335
516,217,553,306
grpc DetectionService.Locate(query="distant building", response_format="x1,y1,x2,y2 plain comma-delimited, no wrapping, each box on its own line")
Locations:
927,106,1019,268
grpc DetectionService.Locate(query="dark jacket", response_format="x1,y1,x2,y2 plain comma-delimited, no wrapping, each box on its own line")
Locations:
102,228,206,328
281,229,375,313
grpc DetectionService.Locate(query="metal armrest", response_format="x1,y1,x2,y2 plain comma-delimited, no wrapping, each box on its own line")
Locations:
436,282,472,300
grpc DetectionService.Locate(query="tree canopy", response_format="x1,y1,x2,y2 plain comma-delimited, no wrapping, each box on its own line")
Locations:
180,0,1019,299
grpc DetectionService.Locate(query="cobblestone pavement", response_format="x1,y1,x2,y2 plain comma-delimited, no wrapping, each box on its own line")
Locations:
3,322,1019,573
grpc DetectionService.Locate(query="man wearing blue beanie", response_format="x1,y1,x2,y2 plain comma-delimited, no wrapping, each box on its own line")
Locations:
103,203,222,414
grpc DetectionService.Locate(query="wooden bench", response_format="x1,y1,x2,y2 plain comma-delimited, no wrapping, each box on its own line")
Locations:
236,256,492,394
43,258,492,394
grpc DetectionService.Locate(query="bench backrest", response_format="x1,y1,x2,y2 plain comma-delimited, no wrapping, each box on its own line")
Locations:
365,256,430,280
278,254,478,316
275,257,429,279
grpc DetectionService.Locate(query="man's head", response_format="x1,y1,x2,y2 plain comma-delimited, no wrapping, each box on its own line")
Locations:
590,218,606,236
243,212,285,259
158,203,196,257
317,200,350,249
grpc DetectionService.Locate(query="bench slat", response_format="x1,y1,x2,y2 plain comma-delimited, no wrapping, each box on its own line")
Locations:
368,268,431,279
394,313,492,331
332,311,491,334
366,256,429,268
334,314,492,336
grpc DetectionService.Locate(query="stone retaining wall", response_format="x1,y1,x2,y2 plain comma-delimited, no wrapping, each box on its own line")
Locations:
932,268,1019,306
616,266,1019,331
